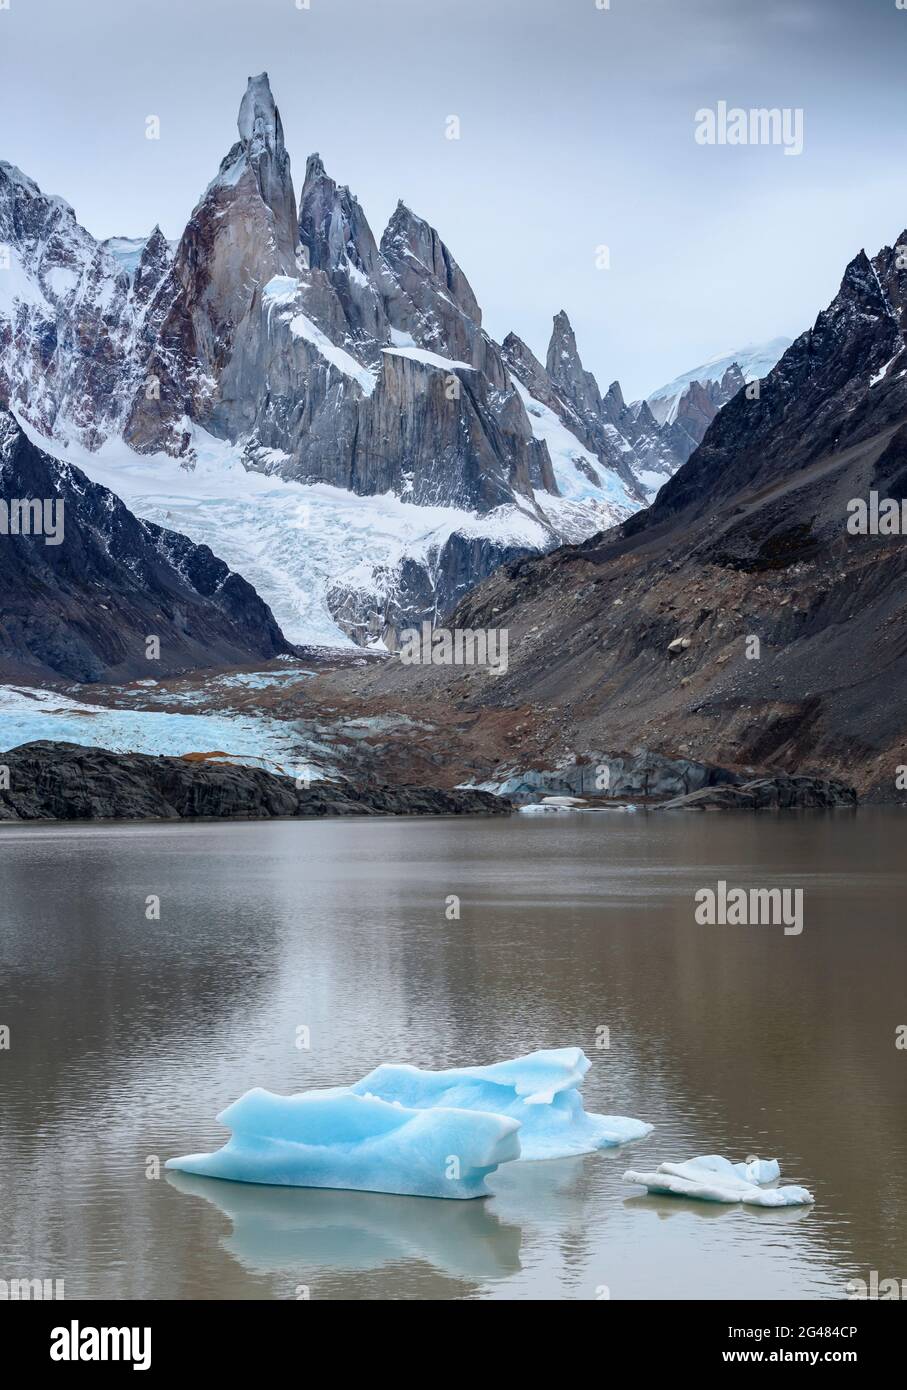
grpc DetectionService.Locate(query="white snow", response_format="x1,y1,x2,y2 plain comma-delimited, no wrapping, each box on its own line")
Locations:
44,266,80,299
870,353,900,387
343,256,369,288
262,277,377,396
623,1154,814,1206
262,275,300,301
0,246,54,317
646,338,792,412
512,378,634,508
635,467,672,499
14,414,551,650
290,311,377,394
382,346,474,372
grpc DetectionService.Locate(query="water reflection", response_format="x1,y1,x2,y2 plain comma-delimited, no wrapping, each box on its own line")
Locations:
167,1171,523,1281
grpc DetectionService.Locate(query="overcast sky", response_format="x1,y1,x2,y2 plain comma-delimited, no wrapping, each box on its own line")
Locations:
2,0,906,399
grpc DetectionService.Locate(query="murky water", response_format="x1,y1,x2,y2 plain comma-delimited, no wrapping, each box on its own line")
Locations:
1,810,905,1300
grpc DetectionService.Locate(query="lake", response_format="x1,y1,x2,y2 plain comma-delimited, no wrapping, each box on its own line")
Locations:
1,809,905,1300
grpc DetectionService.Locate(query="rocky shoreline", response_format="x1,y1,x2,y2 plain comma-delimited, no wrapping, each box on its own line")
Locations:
0,742,511,824
655,775,857,811
0,741,858,823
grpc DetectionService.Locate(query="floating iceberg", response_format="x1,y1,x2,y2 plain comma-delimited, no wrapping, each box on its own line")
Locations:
166,1087,520,1199
351,1048,653,1161
623,1154,814,1207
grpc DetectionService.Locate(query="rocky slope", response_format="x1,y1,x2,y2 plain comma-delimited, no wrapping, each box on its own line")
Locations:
0,741,510,822
0,74,748,644
0,409,291,682
328,226,907,801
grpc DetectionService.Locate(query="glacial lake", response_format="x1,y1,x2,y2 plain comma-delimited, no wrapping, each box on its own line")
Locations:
1,810,905,1301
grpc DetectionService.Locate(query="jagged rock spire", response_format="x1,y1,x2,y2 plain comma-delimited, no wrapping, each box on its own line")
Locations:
546,310,605,420
209,72,297,265
238,73,286,160
381,201,481,326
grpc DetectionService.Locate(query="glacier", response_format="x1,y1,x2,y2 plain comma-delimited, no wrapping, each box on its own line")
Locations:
13,414,552,650
166,1087,521,1199
351,1047,653,1161
623,1154,814,1207
0,683,315,775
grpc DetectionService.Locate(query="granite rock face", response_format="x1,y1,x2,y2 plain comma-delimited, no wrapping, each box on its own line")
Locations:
0,742,512,822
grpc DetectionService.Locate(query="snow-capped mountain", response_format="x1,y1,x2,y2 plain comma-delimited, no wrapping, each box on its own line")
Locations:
0,73,750,647
503,316,695,503
646,339,792,422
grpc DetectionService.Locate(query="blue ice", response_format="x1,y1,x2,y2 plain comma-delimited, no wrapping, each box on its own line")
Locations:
351,1047,653,1160
166,1086,520,1199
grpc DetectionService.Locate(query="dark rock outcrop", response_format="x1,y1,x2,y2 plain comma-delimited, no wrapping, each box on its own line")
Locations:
0,410,291,682
489,752,741,802
656,776,857,811
0,742,512,822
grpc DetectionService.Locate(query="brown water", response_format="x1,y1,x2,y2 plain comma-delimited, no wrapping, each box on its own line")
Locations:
0,810,905,1300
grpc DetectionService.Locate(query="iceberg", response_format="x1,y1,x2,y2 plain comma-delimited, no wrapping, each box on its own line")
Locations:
350,1048,653,1161
166,1087,520,1199
623,1154,814,1207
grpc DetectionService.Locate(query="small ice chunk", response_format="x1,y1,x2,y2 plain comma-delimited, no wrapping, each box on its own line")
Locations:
623,1154,813,1206
743,1156,781,1184
166,1087,520,1199
351,1048,653,1161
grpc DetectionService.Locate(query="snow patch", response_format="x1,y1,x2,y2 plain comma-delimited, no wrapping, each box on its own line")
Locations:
382,346,474,372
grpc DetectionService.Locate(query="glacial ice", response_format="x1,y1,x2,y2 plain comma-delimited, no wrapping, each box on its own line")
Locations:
623,1154,814,1207
351,1048,653,1161
166,1086,521,1199
17,415,552,649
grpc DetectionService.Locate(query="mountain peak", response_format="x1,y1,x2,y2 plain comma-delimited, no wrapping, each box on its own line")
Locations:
385,200,420,235
237,72,285,159
546,310,584,383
